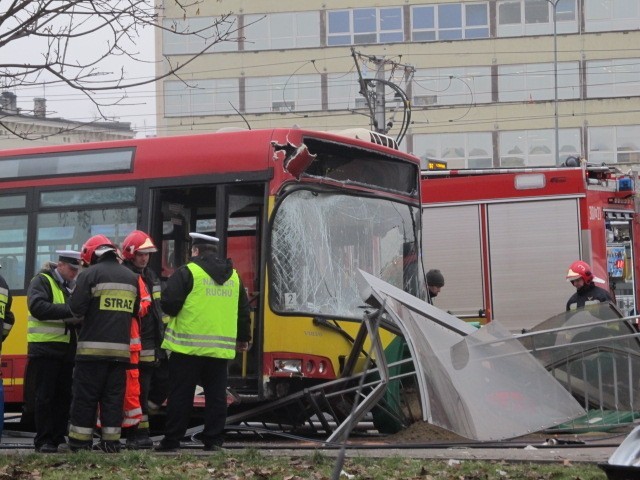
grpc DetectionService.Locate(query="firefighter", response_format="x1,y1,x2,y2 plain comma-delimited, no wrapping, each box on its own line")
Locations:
155,232,251,452
26,250,82,453
566,260,613,311
0,268,15,442
120,230,165,449
426,269,445,305
67,235,140,453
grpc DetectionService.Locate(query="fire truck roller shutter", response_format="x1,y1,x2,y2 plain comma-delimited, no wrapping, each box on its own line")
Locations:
487,198,581,332
422,204,484,318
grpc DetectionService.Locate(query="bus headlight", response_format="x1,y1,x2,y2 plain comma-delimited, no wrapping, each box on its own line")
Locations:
274,359,302,374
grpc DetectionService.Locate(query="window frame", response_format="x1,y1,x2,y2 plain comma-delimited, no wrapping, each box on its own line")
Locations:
164,79,240,117
243,11,320,51
327,6,405,46
411,2,489,42
245,74,322,114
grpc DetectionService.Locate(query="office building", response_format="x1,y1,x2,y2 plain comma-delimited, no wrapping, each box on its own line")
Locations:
155,0,640,168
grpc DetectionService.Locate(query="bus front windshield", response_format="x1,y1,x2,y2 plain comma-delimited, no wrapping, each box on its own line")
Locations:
270,189,423,320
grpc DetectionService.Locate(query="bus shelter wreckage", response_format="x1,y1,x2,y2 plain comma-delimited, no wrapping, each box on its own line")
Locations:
354,269,586,442
218,271,640,446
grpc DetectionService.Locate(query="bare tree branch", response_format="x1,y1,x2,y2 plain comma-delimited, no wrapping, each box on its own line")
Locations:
0,0,243,137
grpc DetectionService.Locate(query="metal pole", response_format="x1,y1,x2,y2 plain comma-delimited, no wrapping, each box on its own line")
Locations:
551,0,560,165
375,58,386,133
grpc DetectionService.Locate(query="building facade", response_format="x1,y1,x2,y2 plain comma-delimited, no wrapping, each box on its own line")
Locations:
154,0,640,169
0,92,135,149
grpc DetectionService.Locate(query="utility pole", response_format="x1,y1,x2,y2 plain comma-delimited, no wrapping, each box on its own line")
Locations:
374,58,387,134
350,48,414,143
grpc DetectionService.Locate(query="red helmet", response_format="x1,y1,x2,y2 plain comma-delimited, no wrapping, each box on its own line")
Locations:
566,260,594,284
81,234,117,266
121,230,157,261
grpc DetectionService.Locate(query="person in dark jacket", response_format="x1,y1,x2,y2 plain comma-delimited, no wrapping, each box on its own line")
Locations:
156,232,251,452
0,269,15,442
120,230,165,449
566,260,612,311
67,235,140,453
27,250,82,453
426,269,445,305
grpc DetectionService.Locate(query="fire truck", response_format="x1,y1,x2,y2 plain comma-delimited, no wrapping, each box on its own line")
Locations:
421,163,639,333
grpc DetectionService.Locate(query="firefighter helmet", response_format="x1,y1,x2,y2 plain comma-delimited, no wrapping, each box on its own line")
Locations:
81,234,117,266
566,260,594,284
121,230,157,261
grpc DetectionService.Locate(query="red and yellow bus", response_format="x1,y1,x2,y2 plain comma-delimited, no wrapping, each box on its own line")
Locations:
0,127,423,421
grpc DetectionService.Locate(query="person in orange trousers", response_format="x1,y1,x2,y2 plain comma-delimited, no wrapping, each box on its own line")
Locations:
122,276,151,448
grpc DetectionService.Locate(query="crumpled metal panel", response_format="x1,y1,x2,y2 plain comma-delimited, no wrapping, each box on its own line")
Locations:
358,270,586,441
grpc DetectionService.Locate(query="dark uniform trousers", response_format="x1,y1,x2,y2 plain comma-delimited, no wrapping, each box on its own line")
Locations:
68,361,127,449
31,357,74,448
162,352,228,448
148,357,170,407
138,363,155,426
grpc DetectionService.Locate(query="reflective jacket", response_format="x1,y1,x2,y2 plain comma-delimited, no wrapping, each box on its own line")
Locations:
69,255,140,362
162,252,251,359
27,265,77,359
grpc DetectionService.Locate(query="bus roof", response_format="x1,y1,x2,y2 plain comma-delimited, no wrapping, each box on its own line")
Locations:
0,128,419,190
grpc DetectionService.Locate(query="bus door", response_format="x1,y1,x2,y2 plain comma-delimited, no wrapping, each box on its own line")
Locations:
149,183,265,397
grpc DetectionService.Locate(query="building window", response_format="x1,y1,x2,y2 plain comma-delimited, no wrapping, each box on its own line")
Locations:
589,126,640,164
245,75,321,113
162,17,238,55
498,62,580,102
500,128,580,167
244,12,320,50
164,79,239,117
327,72,366,110
585,0,640,32
413,132,493,169
413,66,492,106
411,3,489,42
327,7,404,46
586,59,640,99
497,0,577,37
525,0,549,24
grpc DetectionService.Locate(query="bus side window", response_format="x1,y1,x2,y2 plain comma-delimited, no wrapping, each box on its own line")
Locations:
0,256,20,290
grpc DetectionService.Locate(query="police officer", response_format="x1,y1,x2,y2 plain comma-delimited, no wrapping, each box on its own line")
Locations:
0,268,15,442
426,269,445,305
68,235,140,452
120,230,165,449
566,260,612,311
27,250,82,453
156,232,251,452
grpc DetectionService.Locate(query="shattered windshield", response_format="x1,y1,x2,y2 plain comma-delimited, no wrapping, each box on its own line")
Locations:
270,188,422,319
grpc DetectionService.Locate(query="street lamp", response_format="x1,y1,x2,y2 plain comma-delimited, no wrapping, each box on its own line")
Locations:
545,0,560,165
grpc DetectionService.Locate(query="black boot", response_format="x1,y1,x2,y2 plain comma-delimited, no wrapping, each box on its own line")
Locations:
135,428,154,449
96,440,121,453
123,426,139,450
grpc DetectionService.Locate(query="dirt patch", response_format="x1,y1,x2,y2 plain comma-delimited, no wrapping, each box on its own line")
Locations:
387,421,466,443
386,421,555,445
